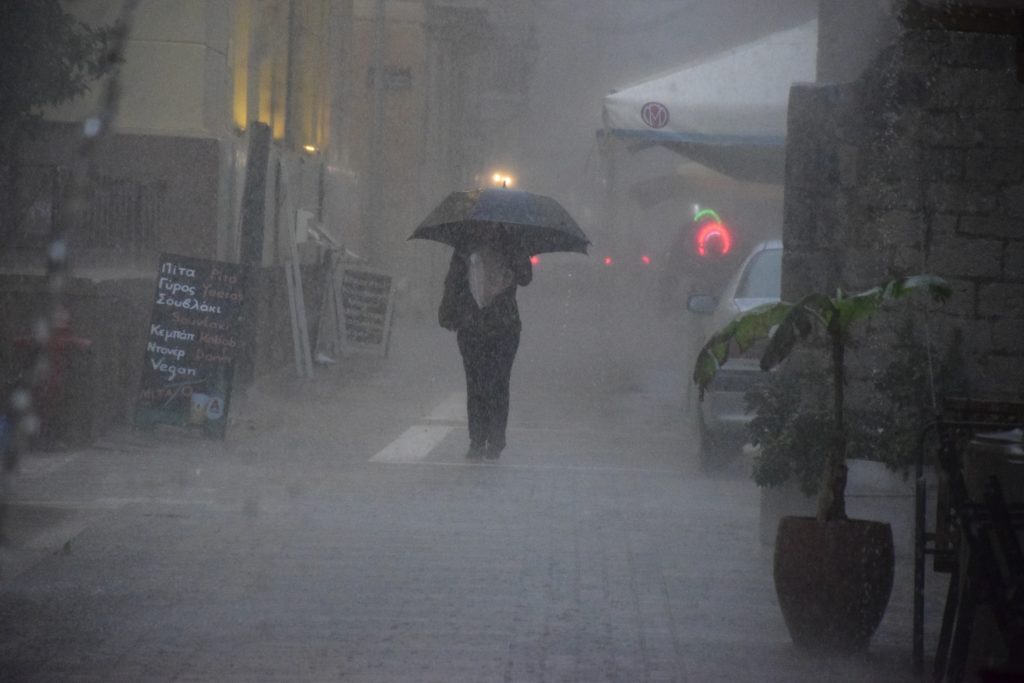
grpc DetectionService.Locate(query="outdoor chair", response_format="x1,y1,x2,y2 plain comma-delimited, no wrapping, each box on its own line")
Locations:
913,397,1024,682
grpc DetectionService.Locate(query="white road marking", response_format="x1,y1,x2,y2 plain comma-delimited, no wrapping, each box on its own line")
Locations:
16,454,79,477
370,425,453,463
426,391,466,423
376,459,684,475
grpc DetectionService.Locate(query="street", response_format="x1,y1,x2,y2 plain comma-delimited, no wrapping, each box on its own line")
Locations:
0,282,941,682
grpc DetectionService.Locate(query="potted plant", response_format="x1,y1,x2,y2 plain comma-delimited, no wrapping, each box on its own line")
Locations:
747,326,968,544
693,274,951,651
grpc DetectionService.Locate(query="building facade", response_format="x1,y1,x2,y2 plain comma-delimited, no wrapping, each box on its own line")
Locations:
1,0,538,439
784,0,1024,406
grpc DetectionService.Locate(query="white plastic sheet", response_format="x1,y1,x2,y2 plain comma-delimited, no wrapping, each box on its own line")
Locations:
467,247,514,309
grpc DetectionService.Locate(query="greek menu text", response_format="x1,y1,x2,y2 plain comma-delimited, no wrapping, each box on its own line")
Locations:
135,254,246,438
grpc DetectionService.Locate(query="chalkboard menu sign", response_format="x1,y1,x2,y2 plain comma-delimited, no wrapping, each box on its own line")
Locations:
338,266,394,356
135,254,246,438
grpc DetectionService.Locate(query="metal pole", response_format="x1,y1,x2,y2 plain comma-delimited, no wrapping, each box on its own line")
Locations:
914,474,926,672
366,0,387,265
284,0,297,151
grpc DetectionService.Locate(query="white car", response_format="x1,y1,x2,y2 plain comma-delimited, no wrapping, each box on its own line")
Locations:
687,239,782,469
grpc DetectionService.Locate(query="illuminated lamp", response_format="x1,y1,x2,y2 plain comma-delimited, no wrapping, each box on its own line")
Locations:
696,222,733,257
530,255,540,265
603,256,613,266
641,255,652,265
694,208,722,224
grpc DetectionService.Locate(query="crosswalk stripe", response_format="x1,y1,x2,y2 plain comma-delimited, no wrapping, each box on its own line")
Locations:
426,391,465,422
370,425,453,463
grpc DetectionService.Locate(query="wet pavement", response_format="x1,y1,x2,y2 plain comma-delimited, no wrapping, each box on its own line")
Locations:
0,287,947,681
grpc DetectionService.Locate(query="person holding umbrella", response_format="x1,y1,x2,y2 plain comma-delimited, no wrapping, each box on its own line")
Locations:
438,241,532,460
410,186,590,462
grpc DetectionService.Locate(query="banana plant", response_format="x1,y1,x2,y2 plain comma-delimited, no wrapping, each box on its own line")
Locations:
693,275,952,521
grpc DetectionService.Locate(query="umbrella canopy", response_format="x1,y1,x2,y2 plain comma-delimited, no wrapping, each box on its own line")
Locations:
410,188,589,255
600,20,817,183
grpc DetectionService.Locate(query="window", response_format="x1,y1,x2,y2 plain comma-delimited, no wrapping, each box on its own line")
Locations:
736,248,782,299
231,0,252,130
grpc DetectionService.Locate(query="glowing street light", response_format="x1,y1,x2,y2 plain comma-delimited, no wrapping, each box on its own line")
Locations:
490,171,515,188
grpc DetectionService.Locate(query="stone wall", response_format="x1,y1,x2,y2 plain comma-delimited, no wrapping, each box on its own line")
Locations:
783,26,1024,403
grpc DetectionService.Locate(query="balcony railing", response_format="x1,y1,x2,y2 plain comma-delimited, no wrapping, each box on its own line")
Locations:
2,164,166,253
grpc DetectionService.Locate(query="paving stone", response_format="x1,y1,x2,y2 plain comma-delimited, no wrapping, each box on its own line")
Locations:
0,313,950,681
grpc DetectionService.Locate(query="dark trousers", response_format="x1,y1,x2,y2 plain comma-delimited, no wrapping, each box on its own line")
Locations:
456,328,520,451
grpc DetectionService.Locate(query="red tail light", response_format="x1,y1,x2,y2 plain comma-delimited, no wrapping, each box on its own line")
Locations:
641,255,652,265
603,256,613,266
530,255,540,265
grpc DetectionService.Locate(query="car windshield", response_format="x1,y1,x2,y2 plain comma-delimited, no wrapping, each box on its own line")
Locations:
735,248,782,299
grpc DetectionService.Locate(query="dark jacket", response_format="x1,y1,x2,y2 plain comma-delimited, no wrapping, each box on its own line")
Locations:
438,250,532,335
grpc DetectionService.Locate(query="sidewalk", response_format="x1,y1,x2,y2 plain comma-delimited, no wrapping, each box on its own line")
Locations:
0,316,458,574
0,313,951,682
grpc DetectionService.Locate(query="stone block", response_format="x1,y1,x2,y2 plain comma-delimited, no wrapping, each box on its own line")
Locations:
892,245,928,272
1001,183,1024,218
796,148,840,187
928,237,1004,279
991,318,1024,353
963,111,1024,149
861,179,925,212
920,148,965,182
925,68,1017,111
843,248,890,288
917,112,966,147
927,183,998,215
930,213,960,239
783,192,817,245
1006,242,1024,281
875,209,927,246
838,144,859,188
781,249,837,297
950,32,1017,70
935,278,976,319
959,216,1022,241
975,354,1024,399
897,28,950,56
894,72,932,109
861,141,927,181
849,220,882,249
964,148,1024,184
977,282,1024,318
819,199,851,246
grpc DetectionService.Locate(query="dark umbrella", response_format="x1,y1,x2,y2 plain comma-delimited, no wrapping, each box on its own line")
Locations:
410,188,589,255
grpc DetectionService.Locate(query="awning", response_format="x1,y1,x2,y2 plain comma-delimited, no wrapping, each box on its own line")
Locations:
600,20,818,183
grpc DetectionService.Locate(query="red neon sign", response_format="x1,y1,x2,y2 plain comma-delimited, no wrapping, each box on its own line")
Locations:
696,222,733,257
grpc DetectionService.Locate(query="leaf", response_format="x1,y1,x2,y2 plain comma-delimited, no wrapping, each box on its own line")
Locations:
760,295,833,370
837,274,952,331
731,302,792,351
889,274,953,303
691,273,951,400
692,302,790,396
836,287,884,330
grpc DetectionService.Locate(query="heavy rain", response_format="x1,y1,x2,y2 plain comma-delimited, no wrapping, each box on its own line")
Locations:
1,0,1023,681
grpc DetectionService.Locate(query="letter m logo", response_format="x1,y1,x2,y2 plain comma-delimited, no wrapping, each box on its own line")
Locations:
640,102,670,129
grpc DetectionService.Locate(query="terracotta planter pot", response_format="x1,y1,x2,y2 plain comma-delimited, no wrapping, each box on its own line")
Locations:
773,516,895,652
